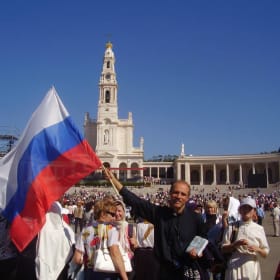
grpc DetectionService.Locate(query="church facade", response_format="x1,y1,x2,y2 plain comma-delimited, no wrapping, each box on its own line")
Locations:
84,42,280,187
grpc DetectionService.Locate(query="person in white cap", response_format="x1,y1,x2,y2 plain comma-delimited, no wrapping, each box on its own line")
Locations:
221,197,270,280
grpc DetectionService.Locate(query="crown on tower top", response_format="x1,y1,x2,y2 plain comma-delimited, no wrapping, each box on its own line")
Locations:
106,41,113,49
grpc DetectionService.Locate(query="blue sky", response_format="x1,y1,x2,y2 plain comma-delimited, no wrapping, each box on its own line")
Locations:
0,0,279,159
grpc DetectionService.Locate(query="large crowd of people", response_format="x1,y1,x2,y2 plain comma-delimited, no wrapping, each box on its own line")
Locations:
1,176,280,280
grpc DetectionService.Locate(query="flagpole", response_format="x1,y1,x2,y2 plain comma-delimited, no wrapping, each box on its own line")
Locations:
102,165,119,195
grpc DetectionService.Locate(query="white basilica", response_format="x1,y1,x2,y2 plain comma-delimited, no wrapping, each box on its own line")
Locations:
84,42,280,188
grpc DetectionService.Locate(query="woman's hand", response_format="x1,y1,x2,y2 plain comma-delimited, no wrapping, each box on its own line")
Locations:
247,244,258,252
129,236,138,250
222,211,229,227
222,239,248,254
247,244,268,258
73,249,84,265
234,238,248,248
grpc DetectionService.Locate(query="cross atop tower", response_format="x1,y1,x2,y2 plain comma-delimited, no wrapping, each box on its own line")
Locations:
105,33,112,48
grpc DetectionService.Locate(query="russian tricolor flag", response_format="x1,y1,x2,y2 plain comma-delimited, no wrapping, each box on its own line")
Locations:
0,87,101,251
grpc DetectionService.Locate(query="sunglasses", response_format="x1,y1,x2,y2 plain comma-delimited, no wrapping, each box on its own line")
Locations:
106,211,116,217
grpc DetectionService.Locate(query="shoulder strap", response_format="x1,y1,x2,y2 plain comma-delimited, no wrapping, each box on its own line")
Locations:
230,221,240,243
96,224,107,249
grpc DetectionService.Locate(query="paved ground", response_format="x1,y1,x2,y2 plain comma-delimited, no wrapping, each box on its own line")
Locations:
259,215,279,279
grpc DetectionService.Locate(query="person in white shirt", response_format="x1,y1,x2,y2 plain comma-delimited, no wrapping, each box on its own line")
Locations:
133,218,159,280
271,202,280,237
136,219,154,248
73,198,129,280
35,201,75,280
73,200,84,234
222,197,270,280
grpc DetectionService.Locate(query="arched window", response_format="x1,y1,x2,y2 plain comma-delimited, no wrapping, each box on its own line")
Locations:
119,163,127,181
131,163,140,178
105,90,110,103
107,61,110,68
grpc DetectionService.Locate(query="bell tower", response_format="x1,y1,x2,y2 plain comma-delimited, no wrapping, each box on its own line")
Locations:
97,41,118,121
84,41,144,179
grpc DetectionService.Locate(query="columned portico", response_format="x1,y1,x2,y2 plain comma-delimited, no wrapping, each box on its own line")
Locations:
172,153,280,188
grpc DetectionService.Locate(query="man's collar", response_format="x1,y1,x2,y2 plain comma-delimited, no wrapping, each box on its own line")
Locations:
172,207,186,216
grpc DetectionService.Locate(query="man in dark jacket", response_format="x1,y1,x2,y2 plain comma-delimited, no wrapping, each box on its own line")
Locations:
105,169,207,280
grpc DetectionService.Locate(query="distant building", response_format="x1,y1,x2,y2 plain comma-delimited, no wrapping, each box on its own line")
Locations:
84,42,280,187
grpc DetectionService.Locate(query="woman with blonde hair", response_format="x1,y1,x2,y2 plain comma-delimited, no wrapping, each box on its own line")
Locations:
203,200,222,233
73,198,129,280
114,199,137,279
200,200,224,280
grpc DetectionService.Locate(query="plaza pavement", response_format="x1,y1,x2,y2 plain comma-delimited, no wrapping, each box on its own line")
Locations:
259,215,279,279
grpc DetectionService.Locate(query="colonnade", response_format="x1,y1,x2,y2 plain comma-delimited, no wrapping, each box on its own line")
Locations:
101,154,280,187
176,160,280,186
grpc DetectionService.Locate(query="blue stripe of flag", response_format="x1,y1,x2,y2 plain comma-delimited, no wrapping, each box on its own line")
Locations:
3,116,83,221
